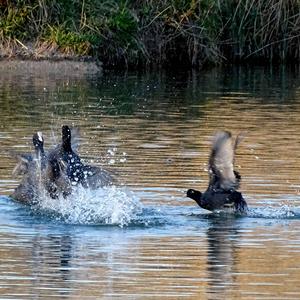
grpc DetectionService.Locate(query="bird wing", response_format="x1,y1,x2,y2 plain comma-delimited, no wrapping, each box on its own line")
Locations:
208,131,239,191
11,153,32,177
82,165,115,188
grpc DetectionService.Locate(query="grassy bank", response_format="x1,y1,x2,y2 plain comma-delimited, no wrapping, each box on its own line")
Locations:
1,0,300,68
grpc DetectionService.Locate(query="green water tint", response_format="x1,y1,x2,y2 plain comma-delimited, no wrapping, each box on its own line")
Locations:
0,63,300,298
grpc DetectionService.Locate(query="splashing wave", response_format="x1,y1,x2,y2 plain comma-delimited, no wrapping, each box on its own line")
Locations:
247,205,297,219
34,185,143,227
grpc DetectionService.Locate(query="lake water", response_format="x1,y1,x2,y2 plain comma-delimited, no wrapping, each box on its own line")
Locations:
0,62,300,299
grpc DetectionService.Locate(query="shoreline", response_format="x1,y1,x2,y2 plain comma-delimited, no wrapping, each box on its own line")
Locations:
1,1,300,69
0,59,102,76
0,40,102,75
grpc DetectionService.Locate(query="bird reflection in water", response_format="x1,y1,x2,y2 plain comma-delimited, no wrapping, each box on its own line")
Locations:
206,215,240,299
31,234,73,296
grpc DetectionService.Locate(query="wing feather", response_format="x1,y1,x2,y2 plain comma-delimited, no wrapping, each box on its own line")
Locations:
209,131,240,191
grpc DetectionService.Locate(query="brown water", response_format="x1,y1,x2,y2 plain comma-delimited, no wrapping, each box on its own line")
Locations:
0,62,300,299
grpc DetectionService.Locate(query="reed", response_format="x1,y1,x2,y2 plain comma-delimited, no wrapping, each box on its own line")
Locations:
0,0,300,67
219,0,300,63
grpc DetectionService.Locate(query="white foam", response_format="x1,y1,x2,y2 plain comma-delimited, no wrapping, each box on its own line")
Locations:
36,185,143,227
247,205,296,219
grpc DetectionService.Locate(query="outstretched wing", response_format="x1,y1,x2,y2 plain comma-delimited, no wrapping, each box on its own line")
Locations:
81,165,115,188
208,131,240,191
11,153,32,177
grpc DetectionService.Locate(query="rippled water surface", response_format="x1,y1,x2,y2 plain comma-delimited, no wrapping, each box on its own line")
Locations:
1,62,300,299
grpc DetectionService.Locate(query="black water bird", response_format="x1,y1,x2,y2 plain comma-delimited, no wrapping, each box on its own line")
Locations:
186,131,247,213
11,125,115,203
48,125,114,188
48,125,84,184
12,132,45,177
11,131,72,202
32,131,72,199
11,132,47,204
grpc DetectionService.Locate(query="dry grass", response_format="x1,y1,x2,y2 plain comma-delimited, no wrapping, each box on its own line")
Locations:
0,0,300,67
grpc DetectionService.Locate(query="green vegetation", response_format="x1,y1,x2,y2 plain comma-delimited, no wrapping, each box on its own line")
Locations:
1,0,300,68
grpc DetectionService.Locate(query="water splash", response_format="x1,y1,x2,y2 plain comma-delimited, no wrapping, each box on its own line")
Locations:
247,204,297,219
13,127,141,227
34,185,143,227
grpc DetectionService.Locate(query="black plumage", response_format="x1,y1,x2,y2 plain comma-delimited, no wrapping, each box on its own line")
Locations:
186,131,247,213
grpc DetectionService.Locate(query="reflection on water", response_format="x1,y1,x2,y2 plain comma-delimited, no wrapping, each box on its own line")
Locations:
1,63,300,298
31,233,73,297
206,216,239,299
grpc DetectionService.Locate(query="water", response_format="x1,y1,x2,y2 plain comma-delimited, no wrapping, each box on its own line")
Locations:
1,62,300,298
